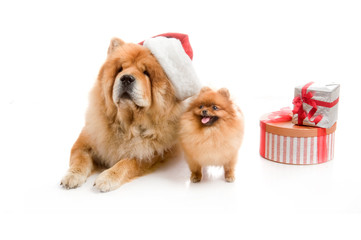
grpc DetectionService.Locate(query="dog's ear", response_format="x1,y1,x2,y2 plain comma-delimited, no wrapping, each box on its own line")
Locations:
107,38,125,55
217,88,230,98
200,86,212,94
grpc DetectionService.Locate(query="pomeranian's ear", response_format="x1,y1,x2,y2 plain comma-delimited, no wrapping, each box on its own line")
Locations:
108,37,125,55
217,88,230,98
200,86,212,94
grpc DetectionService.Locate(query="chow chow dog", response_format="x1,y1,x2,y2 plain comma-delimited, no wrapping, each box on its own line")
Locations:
61,37,185,192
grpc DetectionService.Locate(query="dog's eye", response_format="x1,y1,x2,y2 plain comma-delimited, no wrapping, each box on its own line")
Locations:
143,70,150,77
118,67,123,73
212,105,219,110
199,105,203,109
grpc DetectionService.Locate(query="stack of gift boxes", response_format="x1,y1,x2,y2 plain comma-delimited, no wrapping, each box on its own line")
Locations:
260,82,340,165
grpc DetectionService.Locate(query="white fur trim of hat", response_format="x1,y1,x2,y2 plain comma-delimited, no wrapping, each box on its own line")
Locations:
143,36,201,100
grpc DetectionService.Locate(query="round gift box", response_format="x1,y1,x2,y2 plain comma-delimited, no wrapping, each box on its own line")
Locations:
260,113,336,165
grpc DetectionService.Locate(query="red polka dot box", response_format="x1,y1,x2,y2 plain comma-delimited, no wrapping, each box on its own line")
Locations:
260,109,336,165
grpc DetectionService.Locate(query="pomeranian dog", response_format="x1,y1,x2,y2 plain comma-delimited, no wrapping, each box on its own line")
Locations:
179,87,244,183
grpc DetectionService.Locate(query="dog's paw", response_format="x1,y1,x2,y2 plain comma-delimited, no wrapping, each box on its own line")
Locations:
93,170,123,192
190,172,202,183
225,174,235,183
60,172,87,189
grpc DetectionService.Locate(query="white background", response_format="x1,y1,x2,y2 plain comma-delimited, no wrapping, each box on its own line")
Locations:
1,0,360,239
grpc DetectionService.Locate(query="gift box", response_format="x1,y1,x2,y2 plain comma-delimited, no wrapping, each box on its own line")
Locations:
260,109,336,165
292,82,340,128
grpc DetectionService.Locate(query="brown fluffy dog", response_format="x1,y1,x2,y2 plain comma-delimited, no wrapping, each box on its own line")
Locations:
179,87,244,183
60,38,183,192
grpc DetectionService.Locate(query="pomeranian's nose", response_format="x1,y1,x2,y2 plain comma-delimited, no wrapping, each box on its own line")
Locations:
121,75,135,87
202,110,208,115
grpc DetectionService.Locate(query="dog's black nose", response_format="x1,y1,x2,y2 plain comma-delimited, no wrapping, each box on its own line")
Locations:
120,75,135,87
202,110,208,115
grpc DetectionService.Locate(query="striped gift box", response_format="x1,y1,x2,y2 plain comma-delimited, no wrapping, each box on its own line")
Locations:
260,112,336,165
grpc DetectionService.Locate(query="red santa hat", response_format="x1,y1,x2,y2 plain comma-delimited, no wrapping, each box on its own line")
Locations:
139,33,201,100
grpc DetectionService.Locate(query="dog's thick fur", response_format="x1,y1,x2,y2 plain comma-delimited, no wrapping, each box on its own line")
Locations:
61,38,183,192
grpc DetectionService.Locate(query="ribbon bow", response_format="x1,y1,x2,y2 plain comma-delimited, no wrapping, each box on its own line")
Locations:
292,82,323,125
264,107,292,123
260,107,292,158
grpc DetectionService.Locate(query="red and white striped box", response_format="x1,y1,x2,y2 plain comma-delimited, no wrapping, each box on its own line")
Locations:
260,111,336,165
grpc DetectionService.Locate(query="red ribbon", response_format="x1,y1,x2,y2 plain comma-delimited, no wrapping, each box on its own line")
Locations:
263,107,292,123
317,128,328,163
292,82,339,126
292,82,321,125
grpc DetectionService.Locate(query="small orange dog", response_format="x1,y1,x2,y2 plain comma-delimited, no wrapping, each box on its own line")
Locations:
179,87,244,183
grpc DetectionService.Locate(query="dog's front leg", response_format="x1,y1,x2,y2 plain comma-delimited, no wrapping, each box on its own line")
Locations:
93,158,147,192
61,131,94,189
